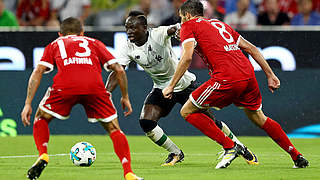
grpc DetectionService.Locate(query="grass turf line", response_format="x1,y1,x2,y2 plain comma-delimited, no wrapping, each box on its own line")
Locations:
0,136,319,180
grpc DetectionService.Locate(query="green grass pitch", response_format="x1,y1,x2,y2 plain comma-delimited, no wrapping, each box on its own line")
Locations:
0,136,319,180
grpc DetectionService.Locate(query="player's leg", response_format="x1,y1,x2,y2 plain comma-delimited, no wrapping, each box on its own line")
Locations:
27,108,54,180
203,111,241,145
182,82,254,163
140,104,184,166
180,100,244,169
181,100,235,149
204,110,258,165
140,88,183,166
99,119,143,180
84,93,143,179
238,78,308,168
99,120,142,180
27,88,73,179
244,108,309,168
183,80,249,168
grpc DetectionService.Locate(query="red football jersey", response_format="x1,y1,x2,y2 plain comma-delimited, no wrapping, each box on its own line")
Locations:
39,35,116,95
180,18,255,83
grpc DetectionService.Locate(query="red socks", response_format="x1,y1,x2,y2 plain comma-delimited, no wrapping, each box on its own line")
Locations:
185,113,234,149
262,117,300,160
33,118,50,156
110,130,132,176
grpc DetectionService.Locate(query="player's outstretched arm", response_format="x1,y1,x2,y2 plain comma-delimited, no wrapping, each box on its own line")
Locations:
163,41,195,99
167,23,181,39
105,65,126,92
238,37,280,93
21,64,46,126
107,63,132,116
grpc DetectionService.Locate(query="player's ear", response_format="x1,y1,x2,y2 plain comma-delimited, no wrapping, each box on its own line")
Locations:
186,12,193,21
58,32,63,37
80,30,84,36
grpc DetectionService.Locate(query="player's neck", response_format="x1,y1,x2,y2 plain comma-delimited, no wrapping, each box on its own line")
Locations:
189,16,202,21
135,32,149,47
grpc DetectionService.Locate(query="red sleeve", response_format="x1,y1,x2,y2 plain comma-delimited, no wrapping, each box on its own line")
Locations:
96,40,117,71
38,43,54,73
180,21,196,46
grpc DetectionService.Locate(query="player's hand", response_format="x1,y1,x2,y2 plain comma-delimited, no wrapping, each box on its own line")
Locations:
267,74,280,93
174,29,181,41
120,97,132,116
21,104,32,126
162,86,174,99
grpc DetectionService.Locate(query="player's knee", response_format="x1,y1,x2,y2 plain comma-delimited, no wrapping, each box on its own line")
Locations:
180,108,190,119
139,119,157,133
214,119,223,129
35,109,53,124
99,120,121,134
33,116,51,125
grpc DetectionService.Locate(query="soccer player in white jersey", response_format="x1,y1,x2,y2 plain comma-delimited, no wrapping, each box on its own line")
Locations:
106,11,258,166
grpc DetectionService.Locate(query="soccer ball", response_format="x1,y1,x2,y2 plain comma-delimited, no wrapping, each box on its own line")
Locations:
70,142,96,166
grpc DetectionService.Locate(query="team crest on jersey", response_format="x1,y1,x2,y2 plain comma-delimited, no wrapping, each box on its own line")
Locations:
133,45,164,68
147,45,163,63
155,55,163,62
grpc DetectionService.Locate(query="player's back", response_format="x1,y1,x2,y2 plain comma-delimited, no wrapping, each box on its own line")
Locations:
181,18,255,83
42,35,113,95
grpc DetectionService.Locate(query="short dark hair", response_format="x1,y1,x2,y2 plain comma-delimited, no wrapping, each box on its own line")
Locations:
127,10,147,26
179,0,204,17
60,17,83,36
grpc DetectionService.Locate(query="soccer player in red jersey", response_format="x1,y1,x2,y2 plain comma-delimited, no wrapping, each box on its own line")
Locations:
20,17,143,180
163,0,309,169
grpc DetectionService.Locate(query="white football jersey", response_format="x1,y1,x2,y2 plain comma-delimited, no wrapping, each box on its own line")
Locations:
117,26,196,92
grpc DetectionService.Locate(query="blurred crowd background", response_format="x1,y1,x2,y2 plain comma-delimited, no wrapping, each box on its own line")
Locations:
0,0,319,29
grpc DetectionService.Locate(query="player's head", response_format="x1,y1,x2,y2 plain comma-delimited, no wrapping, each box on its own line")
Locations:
125,11,148,44
59,17,84,36
179,0,204,23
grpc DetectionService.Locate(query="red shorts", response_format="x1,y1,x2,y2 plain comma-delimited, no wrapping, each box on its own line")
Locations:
190,78,262,111
39,87,117,123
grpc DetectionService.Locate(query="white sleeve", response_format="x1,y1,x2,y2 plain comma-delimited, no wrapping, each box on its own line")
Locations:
51,0,61,10
116,43,131,66
151,26,171,45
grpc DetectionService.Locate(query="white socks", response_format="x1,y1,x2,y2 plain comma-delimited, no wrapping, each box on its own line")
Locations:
146,125,180,154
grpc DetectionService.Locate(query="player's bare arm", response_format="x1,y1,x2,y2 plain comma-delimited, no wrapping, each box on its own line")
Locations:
167,23,181,37
163,41,195,99
107,63,132,116
238,36,280,93
105,65,126,92
21,64,47,126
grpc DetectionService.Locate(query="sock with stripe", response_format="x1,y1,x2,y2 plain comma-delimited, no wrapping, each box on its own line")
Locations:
185,113,234,149
146,125,181,155
262,117,300,160
203,111,243,146
220,121,244,147
110,130,132,176
33,117,50,158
